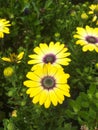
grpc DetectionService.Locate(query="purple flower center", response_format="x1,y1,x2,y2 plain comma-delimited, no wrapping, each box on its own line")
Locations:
43,54,56,64
86,36,98,44
41,76,55,89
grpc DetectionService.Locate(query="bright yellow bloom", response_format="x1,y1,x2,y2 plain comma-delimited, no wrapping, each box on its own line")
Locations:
88,4,98,24
28,41,71,70
11,110,17,117
81,13,88,20
23,63,70,108
73,25,98,52
0,19,11,38
3,67,14,77
2,52,24,63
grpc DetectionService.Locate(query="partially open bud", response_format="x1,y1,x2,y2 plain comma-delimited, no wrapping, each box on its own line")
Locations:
3,67,14,77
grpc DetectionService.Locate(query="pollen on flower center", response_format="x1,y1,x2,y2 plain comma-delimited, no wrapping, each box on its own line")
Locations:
43,54,56,64
41,76,56,89
86,36,98,44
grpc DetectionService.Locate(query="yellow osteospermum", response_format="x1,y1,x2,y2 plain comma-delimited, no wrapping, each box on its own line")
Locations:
88,4,98,24
0,19,11,38
2,52,24,63
73,25,98,52
23,63,70,108
28,41,71,70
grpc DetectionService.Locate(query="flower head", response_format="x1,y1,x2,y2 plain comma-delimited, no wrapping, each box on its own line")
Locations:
88,4,98,24
28,41,71,70
11,110,17,117
3,67,14,77
23,63,70,108
81,13,88,20
2,52,24,63
0,19,11,38
73,25,98,52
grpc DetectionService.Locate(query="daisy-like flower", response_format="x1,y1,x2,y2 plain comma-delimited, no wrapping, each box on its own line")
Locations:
88,4,98,24
0,19,11,38
1,52,24,63
23,63,70,108
28,41,71,70
73,25,98,52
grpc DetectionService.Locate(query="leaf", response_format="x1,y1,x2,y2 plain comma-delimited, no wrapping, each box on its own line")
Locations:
32,2,39,17
87,84,96,99
44,0,53,9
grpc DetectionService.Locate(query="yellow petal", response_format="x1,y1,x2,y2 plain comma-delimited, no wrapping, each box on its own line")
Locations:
54,88,64,103
29,87,43,97
39,89,48,105
23,80,40,87
56,58,71,65
56,51,71,58
82,44,95,52
32,93,41,104
55,70,70,83
76,40,87,45
44,94,51,108
26,72,40,81
1,57,11,62
28,59,42,64
0,32,4,38
17,52,24,60
49,90,58,106
85,26,93,35
89,4,96,10
92,15,97,22
34,46,44,55
28,54,40,59
40,43,49,53
76,27,87,37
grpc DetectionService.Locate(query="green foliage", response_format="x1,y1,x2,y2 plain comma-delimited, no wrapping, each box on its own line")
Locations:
0,0,98,130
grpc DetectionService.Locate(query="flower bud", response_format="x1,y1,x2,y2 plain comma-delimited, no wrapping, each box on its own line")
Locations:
81,13,88,20
3,67,14,77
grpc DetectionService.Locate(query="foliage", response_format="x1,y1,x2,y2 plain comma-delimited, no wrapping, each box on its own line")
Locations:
0,0,98,130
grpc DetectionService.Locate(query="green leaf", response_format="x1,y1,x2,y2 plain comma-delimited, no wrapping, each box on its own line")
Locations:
44,0,53,9
87,84,96,99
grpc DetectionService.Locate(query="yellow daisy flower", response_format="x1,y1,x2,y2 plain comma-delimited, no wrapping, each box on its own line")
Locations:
28,41,71,70
0,19,11,38
23,63,70,108
2,52,24,63
73,25,98,52
88,4,98,24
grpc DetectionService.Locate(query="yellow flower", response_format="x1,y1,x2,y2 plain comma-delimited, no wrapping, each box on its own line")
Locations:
0,19,11,38
73,25,98,52
3,67,14,77
88,4,98,24
28,41,71,70
81,13,88,20
23,63,70,108
11,110,17,117
2,52,24,63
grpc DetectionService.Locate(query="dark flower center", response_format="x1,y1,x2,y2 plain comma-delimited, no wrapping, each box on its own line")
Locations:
43,54,56,64
86,36,98,44
41,76,55,89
